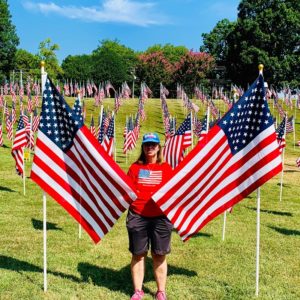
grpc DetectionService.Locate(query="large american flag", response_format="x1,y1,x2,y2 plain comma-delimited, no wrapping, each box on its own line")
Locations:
163,113,192,169
12,115,27,176
30,77,137,243
152,74,282,241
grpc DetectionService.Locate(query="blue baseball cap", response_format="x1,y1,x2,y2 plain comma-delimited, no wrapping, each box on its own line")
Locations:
142,132,160,144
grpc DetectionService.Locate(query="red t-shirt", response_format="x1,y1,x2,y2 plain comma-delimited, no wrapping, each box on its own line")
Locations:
127,162,173,217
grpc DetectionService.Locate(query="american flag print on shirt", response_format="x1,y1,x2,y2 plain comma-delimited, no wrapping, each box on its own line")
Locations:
138,169,162,186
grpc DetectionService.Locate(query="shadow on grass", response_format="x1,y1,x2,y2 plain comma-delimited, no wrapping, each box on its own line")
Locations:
189,232,212,238
0,186,16,192
31,218,63,231
246,207,293,217
78,257,197,297
1,144,10,149
267,225,300,236
284,170,299,173
0,255,81,289
276,183,290,188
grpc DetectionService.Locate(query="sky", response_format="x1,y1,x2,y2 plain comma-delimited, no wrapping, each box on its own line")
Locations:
9,0,240,62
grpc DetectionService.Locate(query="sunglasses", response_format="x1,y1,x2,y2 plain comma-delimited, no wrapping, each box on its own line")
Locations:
143,142,159,147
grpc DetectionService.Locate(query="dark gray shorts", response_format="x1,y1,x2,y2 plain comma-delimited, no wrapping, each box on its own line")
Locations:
126,210,173,255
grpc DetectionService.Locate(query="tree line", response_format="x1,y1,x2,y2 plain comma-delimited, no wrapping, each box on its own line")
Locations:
0,0,299,96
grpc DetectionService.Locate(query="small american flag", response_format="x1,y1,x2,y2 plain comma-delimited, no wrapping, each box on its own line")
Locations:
102,115,114,158
32,108,40,132
285,116,294,134
296,157,300,168
12,115,27,176
163,113,192,169
138,169,162,186
6,114,13,141
31,77,137,243
275,118,286,152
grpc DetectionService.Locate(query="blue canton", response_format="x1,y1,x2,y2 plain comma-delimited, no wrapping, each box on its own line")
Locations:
39,78,83,151
139,169,150,178
72,97,83,123
218,75,273,154
176,113,191,135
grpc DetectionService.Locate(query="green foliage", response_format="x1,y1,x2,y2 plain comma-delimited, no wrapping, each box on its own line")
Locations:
228,0,300,87
145,43,189,64
61,54,93,81
91,39,138,87
136,51,173,97
200,19,236,65
0,0,19,82
37,38,63,79
173,51,215,95
201,0,300,88
14,49,40,79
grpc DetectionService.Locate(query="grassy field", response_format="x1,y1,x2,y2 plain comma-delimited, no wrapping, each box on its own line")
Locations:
0,96,299,299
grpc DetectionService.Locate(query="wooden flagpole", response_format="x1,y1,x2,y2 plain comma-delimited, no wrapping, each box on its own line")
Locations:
77,90,82,239
41,61,48,292
222,210,227,241
23,151,26,196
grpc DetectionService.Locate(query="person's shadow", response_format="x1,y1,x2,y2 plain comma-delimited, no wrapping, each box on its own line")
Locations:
77,257,197,297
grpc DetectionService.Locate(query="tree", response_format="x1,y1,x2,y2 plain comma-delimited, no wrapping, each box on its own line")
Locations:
200,19,236,65
173,51,215,95
145,44,189,64
0,0,19,82
136,51,174,97
61,55,93,82
91,39,137,87
37,38,63,79
15,49,40,79
226,0,300,87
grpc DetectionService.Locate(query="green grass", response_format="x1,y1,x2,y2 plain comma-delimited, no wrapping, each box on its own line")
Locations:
0,96,299,299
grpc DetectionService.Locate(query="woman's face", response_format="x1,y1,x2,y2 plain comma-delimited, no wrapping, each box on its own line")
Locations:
143,142,160,159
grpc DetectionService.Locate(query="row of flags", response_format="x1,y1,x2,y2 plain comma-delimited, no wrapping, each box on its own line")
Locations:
0,72,299,244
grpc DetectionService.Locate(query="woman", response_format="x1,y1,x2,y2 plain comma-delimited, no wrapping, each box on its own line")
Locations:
127,132,173,300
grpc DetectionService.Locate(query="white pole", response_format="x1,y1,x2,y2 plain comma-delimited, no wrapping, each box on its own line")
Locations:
43,192,47,292
279,115,287,202
190,111,193,149
222,210,227,241
40,61,48,292
255,187,261,297
293,117,295,150
23,151,26,196
113,111,116,162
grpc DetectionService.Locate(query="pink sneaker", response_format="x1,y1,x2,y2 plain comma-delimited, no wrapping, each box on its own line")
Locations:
130,289,145,300
155,290,167,300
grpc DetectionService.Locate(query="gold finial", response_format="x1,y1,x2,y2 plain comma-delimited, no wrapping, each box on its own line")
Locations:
258,64,264,73
41,61,45,67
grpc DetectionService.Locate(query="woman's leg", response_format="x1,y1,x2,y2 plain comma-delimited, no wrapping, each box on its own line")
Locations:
131,253,147,291
151,253,167,292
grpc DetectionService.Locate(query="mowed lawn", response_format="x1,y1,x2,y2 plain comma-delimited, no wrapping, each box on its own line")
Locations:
0,96,299,300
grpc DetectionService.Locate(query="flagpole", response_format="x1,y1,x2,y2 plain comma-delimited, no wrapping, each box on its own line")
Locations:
293,117,295,150
43,191,47,292
23,151,26,195
190,111,194,149
279,114,287,202
78,90,82,239
40,61,48,292
255,187,261,297
113,111,116,161
222,210,227,241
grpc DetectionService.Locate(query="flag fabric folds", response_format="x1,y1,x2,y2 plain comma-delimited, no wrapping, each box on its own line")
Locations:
12,116,27,176
152,74,282,241
163,113,192,169
30,77,137,243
